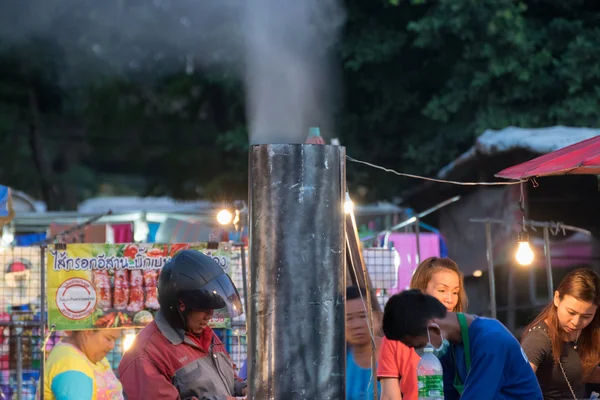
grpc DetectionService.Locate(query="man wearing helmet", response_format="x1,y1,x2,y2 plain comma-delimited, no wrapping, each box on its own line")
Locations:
119,250,247,400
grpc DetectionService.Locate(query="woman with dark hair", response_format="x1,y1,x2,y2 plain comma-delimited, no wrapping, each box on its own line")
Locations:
522,268,600,400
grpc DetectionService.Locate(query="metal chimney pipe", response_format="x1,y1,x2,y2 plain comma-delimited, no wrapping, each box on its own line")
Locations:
248,144,346,399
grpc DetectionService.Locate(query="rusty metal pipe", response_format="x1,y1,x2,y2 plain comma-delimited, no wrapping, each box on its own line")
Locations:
248,144,346,399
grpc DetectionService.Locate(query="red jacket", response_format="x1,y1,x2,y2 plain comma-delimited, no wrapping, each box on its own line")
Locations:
118,312,246,400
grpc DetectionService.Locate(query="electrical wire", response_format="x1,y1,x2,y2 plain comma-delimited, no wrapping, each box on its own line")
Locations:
346,156,528,186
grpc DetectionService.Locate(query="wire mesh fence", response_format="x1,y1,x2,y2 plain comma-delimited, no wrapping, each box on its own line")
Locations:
0,244,254,399
0,243,398,399
0,247,44,399
362,247,401,310
221,245,248,373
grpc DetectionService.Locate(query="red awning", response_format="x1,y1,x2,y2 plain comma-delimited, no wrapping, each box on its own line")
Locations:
496,135,600,179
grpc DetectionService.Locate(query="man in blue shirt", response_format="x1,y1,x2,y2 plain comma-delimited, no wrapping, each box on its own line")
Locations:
382,289,543,400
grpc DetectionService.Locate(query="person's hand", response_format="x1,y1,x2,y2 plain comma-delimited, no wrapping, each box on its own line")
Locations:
242,387,248,396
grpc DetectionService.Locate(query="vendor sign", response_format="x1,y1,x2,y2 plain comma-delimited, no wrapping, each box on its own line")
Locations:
47,243,233,331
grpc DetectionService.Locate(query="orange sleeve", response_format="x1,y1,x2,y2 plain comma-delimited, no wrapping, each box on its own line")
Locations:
399,347,420,398
377,336,401,378
377,337,421,400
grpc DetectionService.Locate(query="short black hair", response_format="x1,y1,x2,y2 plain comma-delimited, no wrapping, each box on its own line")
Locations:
382,289,447,340
346,286,367,301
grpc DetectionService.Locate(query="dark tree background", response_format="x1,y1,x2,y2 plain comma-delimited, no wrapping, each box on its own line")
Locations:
1,0,600,210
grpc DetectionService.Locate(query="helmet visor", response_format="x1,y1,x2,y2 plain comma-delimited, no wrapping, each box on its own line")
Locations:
181,273,243,318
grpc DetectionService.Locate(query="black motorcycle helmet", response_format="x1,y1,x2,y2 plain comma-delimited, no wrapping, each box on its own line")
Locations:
158,249,243,330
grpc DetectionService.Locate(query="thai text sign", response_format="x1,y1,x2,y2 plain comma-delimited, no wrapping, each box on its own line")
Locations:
47,243,233,331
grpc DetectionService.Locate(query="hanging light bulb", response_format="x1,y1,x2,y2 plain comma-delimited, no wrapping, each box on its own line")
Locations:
515,231,534,266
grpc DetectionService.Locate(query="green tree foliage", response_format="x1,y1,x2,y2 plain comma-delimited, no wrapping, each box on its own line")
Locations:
343,0,600,200
1,0,600,209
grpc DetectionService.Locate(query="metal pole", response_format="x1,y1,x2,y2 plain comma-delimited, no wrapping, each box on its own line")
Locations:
16,327,23,400
381,195,460,247
345,196,380,312
40,245,46,400
469,218,591,236
372,335,377,400
240,245,249,324
248,144,346,399
485,222,497,319
543,226,554,300
359,265,377,400
347,228,377,400
415,216,421,266
506,263,515,332
344,201,378,400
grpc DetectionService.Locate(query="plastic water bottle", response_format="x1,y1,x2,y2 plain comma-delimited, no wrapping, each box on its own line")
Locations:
417,346,444,400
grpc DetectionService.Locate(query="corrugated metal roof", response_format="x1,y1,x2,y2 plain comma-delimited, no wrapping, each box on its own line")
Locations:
77,196,215,213
438,126,600,178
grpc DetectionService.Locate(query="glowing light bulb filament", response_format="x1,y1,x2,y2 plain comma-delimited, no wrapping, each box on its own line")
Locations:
515,241,534,266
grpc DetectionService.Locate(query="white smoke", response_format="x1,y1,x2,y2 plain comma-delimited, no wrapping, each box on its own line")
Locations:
0,0,345,144
243,0,345,144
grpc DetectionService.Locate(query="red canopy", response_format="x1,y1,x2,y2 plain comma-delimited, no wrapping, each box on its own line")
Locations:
496,135,600,179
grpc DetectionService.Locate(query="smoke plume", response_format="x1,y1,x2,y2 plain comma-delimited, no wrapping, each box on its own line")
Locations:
0,0,345,144
242,0,345,144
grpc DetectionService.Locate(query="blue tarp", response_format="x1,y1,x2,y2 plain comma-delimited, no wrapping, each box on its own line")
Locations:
148,222,160,243
439,235,449,257
16,233,46,246
0,185,9,217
